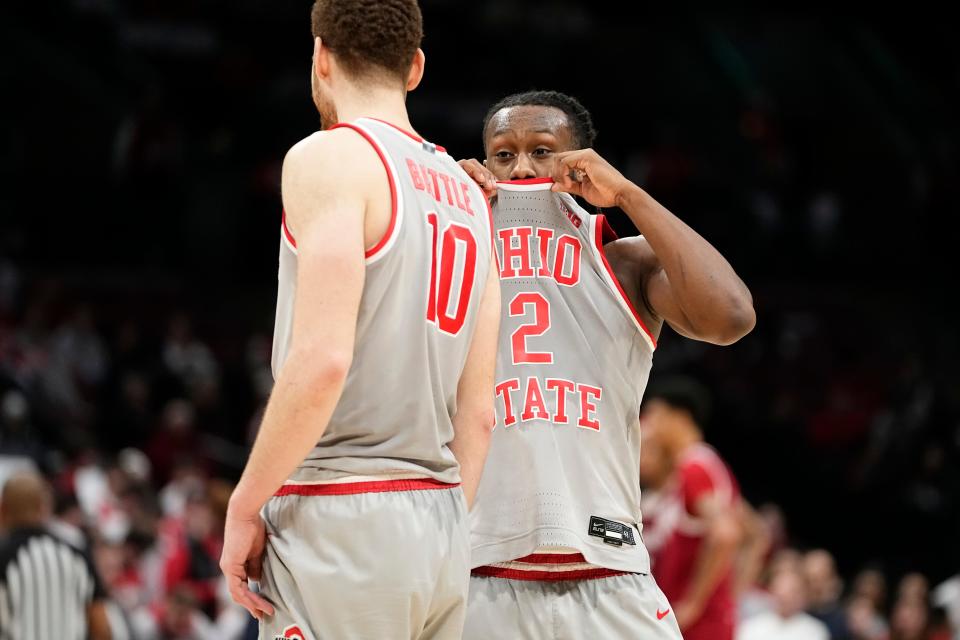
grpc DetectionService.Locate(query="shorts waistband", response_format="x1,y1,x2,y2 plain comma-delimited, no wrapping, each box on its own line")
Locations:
471,565,629,582
275,478,460,497
472,551,630,582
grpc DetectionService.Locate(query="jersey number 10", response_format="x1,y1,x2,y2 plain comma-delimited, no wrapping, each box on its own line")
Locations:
426,213,478,336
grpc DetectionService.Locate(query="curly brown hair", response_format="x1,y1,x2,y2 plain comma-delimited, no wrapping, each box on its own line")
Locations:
311,0,423,84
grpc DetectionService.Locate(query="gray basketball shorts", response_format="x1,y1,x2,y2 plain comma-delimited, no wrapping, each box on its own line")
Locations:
258,481,469,640
463,571,684,640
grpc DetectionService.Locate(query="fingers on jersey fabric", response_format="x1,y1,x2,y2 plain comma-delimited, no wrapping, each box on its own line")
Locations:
464,573,684,640
258,487,470,640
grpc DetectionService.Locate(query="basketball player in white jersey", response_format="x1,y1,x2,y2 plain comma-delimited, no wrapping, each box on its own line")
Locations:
457,91,755,639
219,3,500,639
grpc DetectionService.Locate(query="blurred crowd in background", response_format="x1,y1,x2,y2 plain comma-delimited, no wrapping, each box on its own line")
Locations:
2,252,957,639
2,0,958,638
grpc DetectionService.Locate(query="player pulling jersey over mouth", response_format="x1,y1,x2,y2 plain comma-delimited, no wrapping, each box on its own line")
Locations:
458,91,757,640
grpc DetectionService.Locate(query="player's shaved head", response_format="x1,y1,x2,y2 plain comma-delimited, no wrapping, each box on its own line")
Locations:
1,471,53,529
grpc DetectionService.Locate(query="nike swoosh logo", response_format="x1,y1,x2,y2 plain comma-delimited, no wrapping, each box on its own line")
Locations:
657,608,671,620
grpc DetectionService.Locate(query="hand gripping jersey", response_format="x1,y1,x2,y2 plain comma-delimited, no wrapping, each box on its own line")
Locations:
270,118,493,488
470,179,658,574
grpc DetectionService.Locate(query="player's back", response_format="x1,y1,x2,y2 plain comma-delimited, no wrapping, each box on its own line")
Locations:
470,179,657,575
271,118,492,487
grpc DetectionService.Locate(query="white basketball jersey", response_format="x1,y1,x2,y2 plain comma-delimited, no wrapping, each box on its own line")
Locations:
470,179,657,573
271,118,492,486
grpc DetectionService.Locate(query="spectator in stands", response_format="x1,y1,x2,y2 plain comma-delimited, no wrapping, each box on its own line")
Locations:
805,548,851,638
846,595,890,640
738,568,830,640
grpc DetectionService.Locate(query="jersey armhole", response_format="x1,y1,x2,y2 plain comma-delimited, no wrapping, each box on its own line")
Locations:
280,208,298,253
590,214,657,350
329,122,403,264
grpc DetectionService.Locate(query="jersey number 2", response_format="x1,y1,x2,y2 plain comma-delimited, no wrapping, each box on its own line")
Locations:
426,213,478,335
509,292,553,364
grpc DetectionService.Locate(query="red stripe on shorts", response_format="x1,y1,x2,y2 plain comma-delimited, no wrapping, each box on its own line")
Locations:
513,553,587,564
471,565,628,582
274,478,459,497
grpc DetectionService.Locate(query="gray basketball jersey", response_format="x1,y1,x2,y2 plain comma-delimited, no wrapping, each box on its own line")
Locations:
470,179,657,574
271,118,492,486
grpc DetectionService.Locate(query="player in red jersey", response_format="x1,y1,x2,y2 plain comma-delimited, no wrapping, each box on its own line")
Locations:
642,377,744,640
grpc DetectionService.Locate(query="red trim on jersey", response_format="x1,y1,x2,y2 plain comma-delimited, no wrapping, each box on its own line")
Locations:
594,214,657,348
514,553,587,564
599,214,619,245
471,565,628,582
365,118,447,153
274,478,459,497
497,177,555,185
281,209,297,248
331,123,399,259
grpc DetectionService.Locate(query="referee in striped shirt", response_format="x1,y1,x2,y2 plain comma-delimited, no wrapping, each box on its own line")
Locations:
0,471,111,640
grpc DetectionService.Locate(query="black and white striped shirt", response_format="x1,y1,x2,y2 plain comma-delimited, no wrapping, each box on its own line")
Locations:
0,527,105,640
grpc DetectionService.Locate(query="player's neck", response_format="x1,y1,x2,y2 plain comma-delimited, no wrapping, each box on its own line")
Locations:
334,85,415,136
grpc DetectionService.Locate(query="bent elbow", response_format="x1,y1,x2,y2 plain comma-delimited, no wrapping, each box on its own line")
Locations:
712,299,756,346
458,406,497,437
481,409,497,435
289,347,353,389
315,351,353,387
473,408,497,436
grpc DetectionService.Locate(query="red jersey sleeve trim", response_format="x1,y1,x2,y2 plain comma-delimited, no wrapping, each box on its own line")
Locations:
281,208,297,249
330,123,400,260
593,214,658,349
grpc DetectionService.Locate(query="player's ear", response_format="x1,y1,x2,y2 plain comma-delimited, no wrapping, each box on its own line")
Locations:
406,48,425,92
313,37,331,81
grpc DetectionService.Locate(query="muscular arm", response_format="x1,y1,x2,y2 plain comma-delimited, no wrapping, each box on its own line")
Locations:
228,130,380,517
552,150,755,345
448,255,500,508
614,186,755,345
221,131,389,618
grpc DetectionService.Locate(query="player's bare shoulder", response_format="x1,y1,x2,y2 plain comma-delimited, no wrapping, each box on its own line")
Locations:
281,129,391,233
603,235,659,274
283,129,383,191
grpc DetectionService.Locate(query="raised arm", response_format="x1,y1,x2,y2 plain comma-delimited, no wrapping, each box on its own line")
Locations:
220,130,387,618
552,150,755,345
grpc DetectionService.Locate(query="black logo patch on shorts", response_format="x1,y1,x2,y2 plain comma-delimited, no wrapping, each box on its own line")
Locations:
589,516,636,547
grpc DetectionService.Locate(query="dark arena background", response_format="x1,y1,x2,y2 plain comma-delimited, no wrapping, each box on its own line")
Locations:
1,2,957,638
